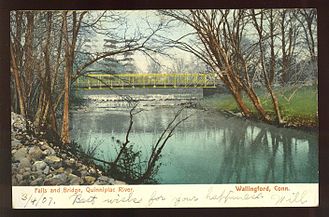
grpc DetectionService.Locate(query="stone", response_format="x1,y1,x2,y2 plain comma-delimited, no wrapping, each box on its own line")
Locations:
65,168,73,175
88,168,96,174
33,161,47,171
13,147,27,162
79,170,88,177
113,180,126,185
16,174,23,183
44,156,62,168
22,172,31,179
28,146,43,160
18,158,31,169
54,167,65,174
41,145,55,155
43,166,50,175
94,176,113,185
11,139,21,149
61,153,67,158
30,177,43,186
64,159,76,167
68,174,82,185
44,174,68,185
54,173,68,183
84,176,96,184
40,144,49,150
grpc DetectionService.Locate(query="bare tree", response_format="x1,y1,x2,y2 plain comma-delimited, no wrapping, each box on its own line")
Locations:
10,10,173,144
160,10,271,121
160,9,316,124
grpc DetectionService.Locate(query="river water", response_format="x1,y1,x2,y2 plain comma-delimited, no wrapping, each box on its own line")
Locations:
71,91,318,184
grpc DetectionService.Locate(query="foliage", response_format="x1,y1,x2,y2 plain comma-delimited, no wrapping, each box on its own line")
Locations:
201,85,318,128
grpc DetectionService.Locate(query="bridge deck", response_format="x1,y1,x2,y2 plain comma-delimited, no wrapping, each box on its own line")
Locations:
76,73,217,89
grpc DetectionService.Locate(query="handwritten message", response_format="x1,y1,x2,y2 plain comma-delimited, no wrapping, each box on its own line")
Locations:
12,184,318,208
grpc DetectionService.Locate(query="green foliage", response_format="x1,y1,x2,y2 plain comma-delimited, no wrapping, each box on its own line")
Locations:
201,85,318,127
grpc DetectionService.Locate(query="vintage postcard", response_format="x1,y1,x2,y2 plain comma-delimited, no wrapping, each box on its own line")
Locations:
10,9,318,208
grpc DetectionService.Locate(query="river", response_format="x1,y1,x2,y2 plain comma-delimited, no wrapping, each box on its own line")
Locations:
71,89,318,184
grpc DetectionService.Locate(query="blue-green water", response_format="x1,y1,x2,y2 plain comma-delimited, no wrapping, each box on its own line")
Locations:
71,102,318,184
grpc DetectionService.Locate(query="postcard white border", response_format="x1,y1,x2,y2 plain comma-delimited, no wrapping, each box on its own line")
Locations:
12,183,318,208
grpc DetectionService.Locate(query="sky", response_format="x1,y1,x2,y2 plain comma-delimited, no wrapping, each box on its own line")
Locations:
83,10,196,73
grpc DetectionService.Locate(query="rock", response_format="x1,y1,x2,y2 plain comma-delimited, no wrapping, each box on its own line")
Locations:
44,174,68,185
15,134,24,140
12,113,26,131
16,174,23,183
113,180,126,185
22,172,31,180
40,144,48,150
68,174,83,185
11,139,21,149
43,166,50,175
79,170,88,177
13,147,27,162
65,168,73,175
11,113,129,187
41,145,55,155
69,158,75,165
94,176,113,185
44,156,62,168
33,161,47,171
30,178,43,186
29,146,43,160
18,158,31,169
47,147,56,155
64,158,76,167
88,168,96,174
54,167,65,174
61,153,67,158
84,176,96,184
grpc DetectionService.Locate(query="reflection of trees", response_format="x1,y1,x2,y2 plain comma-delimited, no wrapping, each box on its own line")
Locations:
215,120,316,183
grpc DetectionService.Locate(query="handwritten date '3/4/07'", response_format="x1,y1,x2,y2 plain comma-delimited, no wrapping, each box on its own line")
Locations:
21,193,56,208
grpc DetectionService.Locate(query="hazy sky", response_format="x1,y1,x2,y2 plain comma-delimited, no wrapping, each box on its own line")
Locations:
85,10,196,73
119,10,196,72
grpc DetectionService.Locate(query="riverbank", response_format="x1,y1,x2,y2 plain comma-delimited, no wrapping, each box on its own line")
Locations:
11,112,125,186
200,86,318,130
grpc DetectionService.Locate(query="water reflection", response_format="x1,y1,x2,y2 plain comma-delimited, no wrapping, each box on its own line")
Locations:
214,121,317,183
71,107,318,184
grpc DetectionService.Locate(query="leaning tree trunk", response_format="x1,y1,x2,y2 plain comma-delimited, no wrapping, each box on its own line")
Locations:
10,45,26,117
244,87,271,122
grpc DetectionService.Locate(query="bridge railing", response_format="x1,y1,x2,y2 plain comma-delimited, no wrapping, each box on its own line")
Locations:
76,73,217,89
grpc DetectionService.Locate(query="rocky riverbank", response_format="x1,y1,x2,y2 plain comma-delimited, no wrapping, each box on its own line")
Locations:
11,112,125,186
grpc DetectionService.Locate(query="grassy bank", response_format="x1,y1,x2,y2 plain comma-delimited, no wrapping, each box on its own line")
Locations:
201,85,318,128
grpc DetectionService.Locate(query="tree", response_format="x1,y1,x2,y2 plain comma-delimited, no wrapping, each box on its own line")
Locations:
160,9,317,124
160,10,269,120
250,9,283,124
10,10,171,144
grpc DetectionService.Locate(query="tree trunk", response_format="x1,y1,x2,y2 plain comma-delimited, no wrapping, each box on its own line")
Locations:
61,12,71,144
245,87,271,122
267,86,283,124
10,45,26,117
61,62,71,144
230,88,251,117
